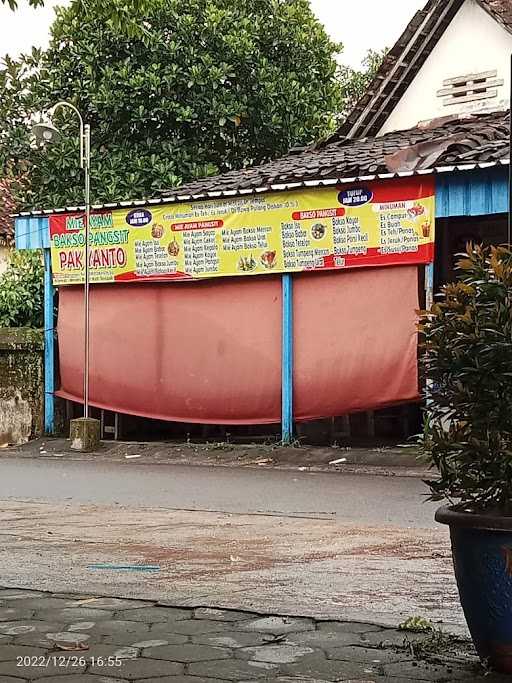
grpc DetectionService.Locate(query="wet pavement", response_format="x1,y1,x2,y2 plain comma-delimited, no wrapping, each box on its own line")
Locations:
0,451,461,629
0,586,505,682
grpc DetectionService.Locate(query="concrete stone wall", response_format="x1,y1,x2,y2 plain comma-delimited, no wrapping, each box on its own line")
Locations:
0,328,44,445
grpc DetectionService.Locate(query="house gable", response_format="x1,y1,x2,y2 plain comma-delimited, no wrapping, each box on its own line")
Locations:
339,0,512,140
380,0,512,135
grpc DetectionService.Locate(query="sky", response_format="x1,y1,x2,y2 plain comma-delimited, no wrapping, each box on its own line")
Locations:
0,0,426,67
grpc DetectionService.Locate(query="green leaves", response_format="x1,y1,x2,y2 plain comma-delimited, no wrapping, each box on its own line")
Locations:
0,250,44,328
420,245,512,512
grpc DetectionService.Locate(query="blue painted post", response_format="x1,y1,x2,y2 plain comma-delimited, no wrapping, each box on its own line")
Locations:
425,262,434,310
281,273,293,444
43,249,55,434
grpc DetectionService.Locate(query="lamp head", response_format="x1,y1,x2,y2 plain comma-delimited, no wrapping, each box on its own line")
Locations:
31,117,61,145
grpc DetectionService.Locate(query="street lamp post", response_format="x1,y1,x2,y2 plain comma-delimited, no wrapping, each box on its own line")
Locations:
32,103,99,449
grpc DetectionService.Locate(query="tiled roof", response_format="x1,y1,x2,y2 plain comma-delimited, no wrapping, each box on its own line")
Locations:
156,110,509,200
337,0,512,140
17,111,511,216
0,177,15,246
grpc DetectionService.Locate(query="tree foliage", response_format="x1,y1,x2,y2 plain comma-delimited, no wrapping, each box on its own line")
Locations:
3,0,343,210
421,244,512,512
0,250,44,328
0,53,41,177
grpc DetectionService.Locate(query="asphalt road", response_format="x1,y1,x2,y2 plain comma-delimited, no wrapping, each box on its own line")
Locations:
0,456,460,628
0,457,438,527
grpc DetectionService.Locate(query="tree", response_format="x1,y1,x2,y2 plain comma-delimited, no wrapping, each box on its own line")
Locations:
338,49,386,119
3,0,343,210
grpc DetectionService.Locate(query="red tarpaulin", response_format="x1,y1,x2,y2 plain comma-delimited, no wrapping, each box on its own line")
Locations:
56,266,419,424
293,266,420,421
57,277,283,424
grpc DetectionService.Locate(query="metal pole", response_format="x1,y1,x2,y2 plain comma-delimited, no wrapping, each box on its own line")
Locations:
281,273,294,444
425,252,435,410
47,101,90,417
84,124,91,419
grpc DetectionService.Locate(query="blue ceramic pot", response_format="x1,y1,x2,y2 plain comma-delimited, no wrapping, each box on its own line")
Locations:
437,506,512,673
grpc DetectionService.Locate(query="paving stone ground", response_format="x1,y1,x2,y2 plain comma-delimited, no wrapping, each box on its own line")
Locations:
0,587,506,682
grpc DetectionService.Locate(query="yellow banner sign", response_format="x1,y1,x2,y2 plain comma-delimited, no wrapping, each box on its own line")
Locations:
49,177,435,285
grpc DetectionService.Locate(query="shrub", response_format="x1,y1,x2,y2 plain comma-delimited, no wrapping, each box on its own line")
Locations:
421,244,512,512
0,250,44,328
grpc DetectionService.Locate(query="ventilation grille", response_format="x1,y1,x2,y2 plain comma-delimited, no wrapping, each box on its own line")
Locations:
437,70,504,106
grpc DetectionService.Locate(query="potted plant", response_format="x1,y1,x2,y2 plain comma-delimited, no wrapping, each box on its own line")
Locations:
421,243,512,674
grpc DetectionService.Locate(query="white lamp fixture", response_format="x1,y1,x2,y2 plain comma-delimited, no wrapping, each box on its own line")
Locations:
31,119,61,145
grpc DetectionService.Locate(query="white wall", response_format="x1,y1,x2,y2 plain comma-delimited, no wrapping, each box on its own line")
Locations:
380,0,512,135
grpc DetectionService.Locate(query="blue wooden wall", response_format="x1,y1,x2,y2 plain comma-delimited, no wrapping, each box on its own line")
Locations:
15,216,50,250
435,168,508,218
